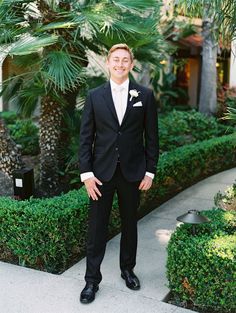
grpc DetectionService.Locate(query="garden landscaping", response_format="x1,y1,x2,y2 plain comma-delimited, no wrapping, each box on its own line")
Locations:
0,109,235,312
165,146,236,313
0,132,235,274
167,209,236,313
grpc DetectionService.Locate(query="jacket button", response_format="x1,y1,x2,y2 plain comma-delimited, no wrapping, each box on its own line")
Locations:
115,147,118,151
118,132,121,135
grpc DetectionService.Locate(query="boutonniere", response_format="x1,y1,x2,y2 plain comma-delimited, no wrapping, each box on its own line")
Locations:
129,89,140,101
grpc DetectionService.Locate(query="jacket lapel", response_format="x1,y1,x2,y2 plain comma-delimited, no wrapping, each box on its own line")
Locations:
102,80,140,128
102,82,120,126
121,80,137,126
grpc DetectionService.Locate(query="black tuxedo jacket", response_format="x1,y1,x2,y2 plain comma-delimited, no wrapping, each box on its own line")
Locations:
79,80,159,182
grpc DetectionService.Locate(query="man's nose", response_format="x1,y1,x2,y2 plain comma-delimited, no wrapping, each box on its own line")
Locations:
117,61,124,67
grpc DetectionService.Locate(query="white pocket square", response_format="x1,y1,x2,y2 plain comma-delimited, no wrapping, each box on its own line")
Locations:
133,101,143,107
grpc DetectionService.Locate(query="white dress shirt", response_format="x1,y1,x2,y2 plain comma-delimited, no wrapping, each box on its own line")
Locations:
80,78,154,182
110,79,129,125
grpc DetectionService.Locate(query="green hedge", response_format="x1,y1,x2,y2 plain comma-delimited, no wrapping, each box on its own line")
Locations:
0,134,235,273
0,189,120,274
140,133,236,213
159,110,234,153
167,209,236,312
0,188,89,273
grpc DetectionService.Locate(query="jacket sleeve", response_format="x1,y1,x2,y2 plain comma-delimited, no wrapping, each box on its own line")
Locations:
79,92,95,174
144,90,159,174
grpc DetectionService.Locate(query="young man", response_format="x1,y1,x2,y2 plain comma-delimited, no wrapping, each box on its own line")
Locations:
79,43,159,303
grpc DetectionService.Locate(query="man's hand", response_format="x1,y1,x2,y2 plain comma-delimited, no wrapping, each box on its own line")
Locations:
84,177,103,200
139,175,153,191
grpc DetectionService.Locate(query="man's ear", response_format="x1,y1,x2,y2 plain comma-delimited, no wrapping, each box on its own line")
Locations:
130,61,134,71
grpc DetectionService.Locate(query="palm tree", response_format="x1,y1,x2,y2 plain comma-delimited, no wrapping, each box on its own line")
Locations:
0,0,165,196
214,0,236,41
174,0,220,115
0,117,23,176
214,1,236,124
198,3,218,115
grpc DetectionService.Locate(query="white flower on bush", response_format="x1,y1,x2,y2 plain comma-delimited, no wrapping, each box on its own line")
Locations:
129,89,140,101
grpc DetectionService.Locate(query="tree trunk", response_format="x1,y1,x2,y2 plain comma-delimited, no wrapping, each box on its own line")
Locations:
39,96,63,196
0,118,24,176
199,10,218,116
58,90,78,171
137,63,151,87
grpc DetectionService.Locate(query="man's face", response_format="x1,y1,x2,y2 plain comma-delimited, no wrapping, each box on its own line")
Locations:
106,49,134,84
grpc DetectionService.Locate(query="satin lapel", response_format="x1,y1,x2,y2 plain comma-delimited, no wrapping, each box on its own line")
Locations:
121,81,137,126
102,82,119,125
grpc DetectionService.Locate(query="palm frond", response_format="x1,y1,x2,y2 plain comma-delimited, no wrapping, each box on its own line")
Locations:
41,0,58,11
1,0,33,5
24,2,41,19
0,2,28,44
174,0,203,18
11,53,40,69
0,28,24,45
1,0,167,114
223,107,236,122
71,5,110,38
37,20,76,32
0,70,44,117
41,51,85,92
8,34,59,56
17,79,45,117
0,76,23,100
112,0,161,12
174,0,236,41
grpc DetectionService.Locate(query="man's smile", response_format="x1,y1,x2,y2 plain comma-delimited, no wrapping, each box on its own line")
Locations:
114,68,125,73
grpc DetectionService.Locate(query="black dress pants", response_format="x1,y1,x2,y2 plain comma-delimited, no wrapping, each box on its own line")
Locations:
85,164,141,284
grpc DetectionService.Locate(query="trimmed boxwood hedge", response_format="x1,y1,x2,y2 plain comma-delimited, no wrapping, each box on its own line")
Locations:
140,133,236,214
159,110,234,153
0,134,236,273
0,188,89,273
0,188,120,273
167,209,236,313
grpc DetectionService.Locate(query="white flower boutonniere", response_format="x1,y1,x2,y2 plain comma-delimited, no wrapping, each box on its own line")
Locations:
129,89,140,101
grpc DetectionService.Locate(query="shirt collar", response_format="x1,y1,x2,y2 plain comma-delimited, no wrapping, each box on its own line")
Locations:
110,79,129,91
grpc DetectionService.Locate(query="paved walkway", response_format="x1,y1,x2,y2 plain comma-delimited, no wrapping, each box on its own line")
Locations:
1,168,236,313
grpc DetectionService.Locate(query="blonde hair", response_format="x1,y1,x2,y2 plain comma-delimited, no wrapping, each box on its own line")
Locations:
107,43,134,62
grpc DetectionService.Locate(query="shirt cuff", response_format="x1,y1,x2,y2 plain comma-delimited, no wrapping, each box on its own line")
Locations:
80,172,95,182
145,172,154,179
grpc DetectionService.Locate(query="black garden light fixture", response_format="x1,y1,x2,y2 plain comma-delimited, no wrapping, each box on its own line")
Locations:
12,167,34,200
177,209,210,235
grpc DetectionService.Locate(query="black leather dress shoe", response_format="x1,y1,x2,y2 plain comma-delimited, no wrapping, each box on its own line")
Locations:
80,282,99,304
121,269,140,290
